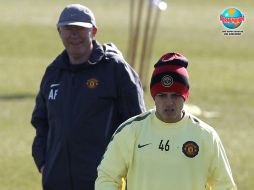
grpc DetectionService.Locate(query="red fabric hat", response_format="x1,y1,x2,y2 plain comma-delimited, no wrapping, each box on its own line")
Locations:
150,53,190,100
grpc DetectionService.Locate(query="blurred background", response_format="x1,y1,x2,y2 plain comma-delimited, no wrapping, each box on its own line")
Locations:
0,0,253,189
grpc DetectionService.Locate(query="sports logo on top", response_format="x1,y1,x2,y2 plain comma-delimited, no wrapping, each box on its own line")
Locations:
220,7,244,36
182,141,199,158
161,75,173,87
86,78,99,89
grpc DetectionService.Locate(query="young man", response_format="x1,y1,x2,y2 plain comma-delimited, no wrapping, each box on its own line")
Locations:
96,53,237,190
31,4,145,190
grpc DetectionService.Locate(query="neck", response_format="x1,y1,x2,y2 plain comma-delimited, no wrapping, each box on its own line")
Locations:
155,109,185,123
69,44,93,65
69,54,89,65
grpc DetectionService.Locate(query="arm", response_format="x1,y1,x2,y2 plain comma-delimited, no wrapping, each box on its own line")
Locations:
207,132,237,190
31,82,48,172
116,59,146,121
96,124,134,190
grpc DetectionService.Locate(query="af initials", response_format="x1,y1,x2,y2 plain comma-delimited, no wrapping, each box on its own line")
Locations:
48,89,58,100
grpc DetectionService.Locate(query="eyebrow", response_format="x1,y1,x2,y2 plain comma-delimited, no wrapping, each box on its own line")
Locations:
157,92,180,96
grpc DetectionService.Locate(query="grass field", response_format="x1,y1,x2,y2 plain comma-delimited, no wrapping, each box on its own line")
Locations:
0,0,253,189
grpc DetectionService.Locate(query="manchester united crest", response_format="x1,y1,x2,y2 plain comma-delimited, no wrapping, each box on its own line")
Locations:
161,75,173,87
182,141,199,158
86,78,99,89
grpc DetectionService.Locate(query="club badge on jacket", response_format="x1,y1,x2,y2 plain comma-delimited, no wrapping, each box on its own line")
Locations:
86,78,99,89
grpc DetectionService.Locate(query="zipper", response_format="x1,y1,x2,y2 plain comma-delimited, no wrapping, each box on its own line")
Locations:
66,72,75,189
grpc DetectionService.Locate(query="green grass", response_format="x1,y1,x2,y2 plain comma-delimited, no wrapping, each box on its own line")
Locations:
0,0,253,189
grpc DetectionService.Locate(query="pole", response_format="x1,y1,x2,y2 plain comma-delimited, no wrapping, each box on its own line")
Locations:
129,0,145,69
126,0,135,66
139,0,153,89
144,0,167,88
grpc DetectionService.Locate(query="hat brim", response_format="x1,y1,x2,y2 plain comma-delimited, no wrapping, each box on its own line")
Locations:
57,22,93,28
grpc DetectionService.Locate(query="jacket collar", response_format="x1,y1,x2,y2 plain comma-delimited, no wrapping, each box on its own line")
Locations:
51,40,105,70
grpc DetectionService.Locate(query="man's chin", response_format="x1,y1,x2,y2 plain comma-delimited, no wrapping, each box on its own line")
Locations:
161,112,179,123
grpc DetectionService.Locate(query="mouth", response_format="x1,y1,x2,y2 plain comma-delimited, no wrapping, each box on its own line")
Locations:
70,42,82,46
69,40,83,46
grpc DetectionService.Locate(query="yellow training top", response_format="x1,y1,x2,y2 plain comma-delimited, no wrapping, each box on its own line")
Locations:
96,109,237,190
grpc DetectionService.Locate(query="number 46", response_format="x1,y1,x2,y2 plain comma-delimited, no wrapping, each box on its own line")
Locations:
159,140,170,151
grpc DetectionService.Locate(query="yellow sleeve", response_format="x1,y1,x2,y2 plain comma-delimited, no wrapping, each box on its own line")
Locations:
207,131,237,190
95,125,134,190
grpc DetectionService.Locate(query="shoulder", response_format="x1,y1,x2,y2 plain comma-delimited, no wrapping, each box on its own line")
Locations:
113,111,152,136
102,42,140,82
185,111,219,137
102,43,129,68
39,52,68,88
103,43,124,60
42,51,68,79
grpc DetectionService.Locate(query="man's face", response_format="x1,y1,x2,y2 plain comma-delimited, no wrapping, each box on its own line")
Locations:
154,92,184,123
58,25,97,59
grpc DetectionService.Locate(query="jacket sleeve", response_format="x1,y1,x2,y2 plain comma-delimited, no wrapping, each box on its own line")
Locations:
206,131,237,190
115,58,146,121
31,78,49,172
96,124,134,190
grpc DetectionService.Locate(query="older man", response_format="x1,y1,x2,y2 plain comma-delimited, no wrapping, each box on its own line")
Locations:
31,4,145,190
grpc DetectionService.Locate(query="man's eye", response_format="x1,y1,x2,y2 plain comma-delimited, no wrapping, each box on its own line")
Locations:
157,93,166,97
172,93,181,98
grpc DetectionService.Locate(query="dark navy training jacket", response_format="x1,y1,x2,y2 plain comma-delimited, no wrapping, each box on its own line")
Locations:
31,41,146,190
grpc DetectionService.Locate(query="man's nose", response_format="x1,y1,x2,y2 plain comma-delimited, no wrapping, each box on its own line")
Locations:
70,29,79,36
165,95,174,105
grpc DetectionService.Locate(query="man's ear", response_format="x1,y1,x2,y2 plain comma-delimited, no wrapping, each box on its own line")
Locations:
92,27,97,39
57,27,61,34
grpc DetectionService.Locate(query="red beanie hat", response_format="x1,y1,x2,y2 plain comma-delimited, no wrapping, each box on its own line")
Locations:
150,52,190,100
